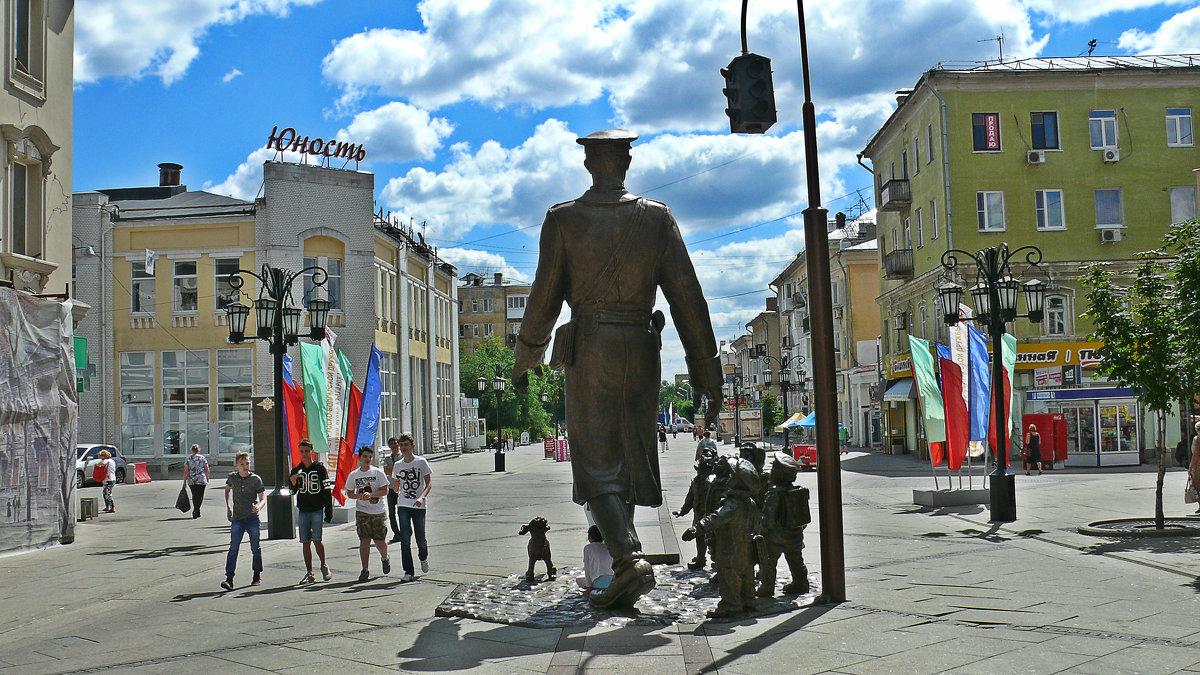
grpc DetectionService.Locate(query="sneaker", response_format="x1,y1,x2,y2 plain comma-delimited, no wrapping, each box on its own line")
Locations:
382,557,391,575
401,573,414,582
251,574,262,586
420,557,429,573
299,572,315,585
358,569,370,582
220,577,234,591
321,565,332,581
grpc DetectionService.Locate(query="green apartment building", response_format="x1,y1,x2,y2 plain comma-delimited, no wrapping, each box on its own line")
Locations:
861,55,1200,467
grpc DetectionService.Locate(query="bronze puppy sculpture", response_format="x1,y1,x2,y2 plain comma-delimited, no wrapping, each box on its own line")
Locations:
518,516,556,582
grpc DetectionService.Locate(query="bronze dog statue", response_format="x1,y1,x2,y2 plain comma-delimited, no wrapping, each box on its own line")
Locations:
518,516,556,582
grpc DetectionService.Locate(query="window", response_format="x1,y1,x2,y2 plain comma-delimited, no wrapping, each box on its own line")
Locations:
507,295,527,310
325,258,342,310
162,350,210,454
902,218,911,249
131,261,155,315
879,233,887,254
173,261,198,313
1095,189,1123,227
481,298,493,312
930,200,938,239
1030,112,1059,150
483,324,494,336
471,298,478,312
1167,108,1193,147
1035,189,1065,230
919,305,928,340
1089,110,1118,149
889,162,895,180
976,191,1005,231
900,149,908,178
378,353,398,444
892,227,898,251
1170,186,1198,224
10,160,42,257
10,0,45,87
926,123,935,163
915,208,924,248
831,281,841,306
216,349,252,456
912,138,920,176
1045,296,1068,336
472,324,479,338
119,352,154,455
215,258,240,311
972,113,1001,151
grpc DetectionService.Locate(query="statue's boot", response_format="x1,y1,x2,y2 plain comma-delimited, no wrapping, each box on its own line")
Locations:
589,558,655,609
688,556,706,570
781,565,809,594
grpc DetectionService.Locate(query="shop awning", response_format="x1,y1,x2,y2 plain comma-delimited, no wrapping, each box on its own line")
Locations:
883,379,917,401
798,411,817,428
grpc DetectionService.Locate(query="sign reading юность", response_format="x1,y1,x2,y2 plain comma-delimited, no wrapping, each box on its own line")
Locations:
267,126,366,163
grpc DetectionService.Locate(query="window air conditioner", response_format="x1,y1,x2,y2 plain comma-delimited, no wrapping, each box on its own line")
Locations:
1102,148,1120,163
1100,228,1122,243
1026,150,1045,164
832,307,844,319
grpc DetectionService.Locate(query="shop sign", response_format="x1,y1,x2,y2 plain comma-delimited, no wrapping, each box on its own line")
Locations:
1033,366,1062,388
267,126,367,162
887,354,912,378
1012,341,1104,369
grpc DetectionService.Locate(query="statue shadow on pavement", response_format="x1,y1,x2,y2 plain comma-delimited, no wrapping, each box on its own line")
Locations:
89,543,225,560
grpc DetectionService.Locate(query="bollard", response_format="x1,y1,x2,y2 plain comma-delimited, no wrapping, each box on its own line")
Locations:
495,450,505,472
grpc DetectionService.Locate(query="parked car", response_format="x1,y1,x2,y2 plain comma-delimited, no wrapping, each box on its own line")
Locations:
676,420,694,432
76,444,128,487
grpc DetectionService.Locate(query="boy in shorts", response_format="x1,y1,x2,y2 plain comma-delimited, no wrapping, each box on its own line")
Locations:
346,446,391,581
289,439,333,584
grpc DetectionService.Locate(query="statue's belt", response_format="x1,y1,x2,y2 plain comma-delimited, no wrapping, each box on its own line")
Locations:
575,306,655,326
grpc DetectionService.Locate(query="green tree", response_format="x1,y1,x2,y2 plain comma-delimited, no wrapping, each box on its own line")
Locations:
760,391,782,431
658,380,695,424
1081,220,1200,528
460,337,554,443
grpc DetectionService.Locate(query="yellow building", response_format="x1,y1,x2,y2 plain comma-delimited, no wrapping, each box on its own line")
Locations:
73,161,460,472
458,272,531,355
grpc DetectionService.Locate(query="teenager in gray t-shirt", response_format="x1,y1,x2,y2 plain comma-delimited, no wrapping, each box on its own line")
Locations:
222,452,265,590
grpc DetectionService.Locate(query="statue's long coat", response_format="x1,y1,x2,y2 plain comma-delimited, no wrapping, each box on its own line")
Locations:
515,189,718,506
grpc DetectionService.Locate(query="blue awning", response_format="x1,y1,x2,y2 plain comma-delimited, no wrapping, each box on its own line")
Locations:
798,411,816,428
883,379,917,401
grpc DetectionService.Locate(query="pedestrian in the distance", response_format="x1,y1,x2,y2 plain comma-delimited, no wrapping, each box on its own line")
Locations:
672,424,678,439
98,450,117,513
1190,422,1200,514
390,433,432,582
838,424,850,455
695,430,717,461
383,437,403,543
183,444,210,518
1023,424,1042,476
347,446,391,582
222,451,265,590
289,439,333,584
658,425,669,454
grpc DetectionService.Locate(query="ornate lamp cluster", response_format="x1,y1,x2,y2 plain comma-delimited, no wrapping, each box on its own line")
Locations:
224,264,331,348
936,245,1046,328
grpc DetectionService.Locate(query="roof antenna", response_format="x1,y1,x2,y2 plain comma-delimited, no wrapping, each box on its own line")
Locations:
1087,39,1097,56
979,31,1004,62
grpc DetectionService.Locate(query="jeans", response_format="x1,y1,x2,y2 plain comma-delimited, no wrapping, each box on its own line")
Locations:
188,484,205,517
226,515,262,578
387,490,400,538
396,506,428,576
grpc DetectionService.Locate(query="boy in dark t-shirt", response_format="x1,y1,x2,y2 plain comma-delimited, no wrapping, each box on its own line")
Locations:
289,439,333,584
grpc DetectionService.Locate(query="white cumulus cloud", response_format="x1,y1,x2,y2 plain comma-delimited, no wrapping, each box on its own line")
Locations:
76,0,323,85
1118,6,1200,53
222,67,243,83
339,102,456,164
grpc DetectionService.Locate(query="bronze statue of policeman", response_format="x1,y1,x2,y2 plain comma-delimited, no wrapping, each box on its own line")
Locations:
514,129,723,609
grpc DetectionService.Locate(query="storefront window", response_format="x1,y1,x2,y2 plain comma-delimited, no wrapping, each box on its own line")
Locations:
162,350,210,453
1099,404,1136,453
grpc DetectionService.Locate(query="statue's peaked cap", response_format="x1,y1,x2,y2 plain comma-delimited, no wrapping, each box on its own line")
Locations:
577,129,639,147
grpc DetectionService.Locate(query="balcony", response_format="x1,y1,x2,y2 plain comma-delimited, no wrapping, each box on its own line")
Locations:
884,248,914,279
879,179,911,212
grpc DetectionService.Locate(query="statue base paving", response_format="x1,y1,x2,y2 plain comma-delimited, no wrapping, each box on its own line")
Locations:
435,563,817,628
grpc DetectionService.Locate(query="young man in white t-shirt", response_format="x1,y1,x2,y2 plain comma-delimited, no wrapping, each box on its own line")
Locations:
389,433,432,582
345,446,391,582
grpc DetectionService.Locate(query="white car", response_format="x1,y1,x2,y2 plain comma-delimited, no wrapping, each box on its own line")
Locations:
76,444,128,487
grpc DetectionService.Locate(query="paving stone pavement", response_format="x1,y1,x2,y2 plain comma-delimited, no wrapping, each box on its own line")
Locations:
4,437,1200,673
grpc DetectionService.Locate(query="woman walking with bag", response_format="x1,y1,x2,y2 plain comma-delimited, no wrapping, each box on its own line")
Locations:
1189,422,1200,514
1023,424,1042,476
97,450,117,513
183,444,210,518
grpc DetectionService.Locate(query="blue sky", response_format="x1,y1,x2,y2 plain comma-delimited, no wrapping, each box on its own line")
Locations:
74,0,1200,375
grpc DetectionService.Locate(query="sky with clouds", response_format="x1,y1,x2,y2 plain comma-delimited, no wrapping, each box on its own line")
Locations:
74,0,1200,378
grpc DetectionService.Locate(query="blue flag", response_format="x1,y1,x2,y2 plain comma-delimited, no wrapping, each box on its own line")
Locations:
282,353,295,387
355,346,383,451
967,325,990,442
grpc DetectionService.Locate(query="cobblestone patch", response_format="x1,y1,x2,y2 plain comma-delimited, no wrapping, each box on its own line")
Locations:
435,563,816,628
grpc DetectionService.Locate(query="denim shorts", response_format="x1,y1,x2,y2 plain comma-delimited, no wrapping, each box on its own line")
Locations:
297,509,324,543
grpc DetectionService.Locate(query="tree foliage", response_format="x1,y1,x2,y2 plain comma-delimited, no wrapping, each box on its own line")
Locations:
459,337,554,441
658,380,695,422
760,391,783,431
1081,219,1200,528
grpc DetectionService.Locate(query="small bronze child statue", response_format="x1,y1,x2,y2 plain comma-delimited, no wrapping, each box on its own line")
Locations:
674,450,718,570
756,455,810,597
683,456,762,618
519,516,557,582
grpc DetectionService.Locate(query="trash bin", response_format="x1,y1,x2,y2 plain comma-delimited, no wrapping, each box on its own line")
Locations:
890,438,905,455
494,450,505,472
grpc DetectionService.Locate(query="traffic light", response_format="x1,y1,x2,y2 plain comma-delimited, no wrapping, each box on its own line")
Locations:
721,53,777,134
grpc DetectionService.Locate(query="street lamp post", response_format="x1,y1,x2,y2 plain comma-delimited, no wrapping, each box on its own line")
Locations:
486,366,507,472
759,349,806,451
225,264,331,540
938,244,1045,523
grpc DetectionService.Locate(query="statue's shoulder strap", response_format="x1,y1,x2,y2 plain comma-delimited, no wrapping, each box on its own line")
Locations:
573,198,649,301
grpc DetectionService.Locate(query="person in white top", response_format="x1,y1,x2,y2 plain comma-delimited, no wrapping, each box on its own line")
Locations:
345,447,392,582
389,433,432,582
577,525,614,592
98,450,118,513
